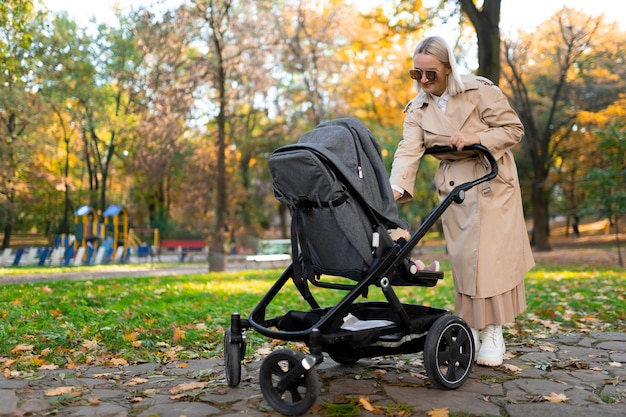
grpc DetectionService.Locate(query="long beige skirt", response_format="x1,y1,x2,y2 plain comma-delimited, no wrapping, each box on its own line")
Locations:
454,281,526,329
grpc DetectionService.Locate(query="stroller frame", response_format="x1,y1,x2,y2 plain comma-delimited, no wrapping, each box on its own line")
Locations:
224,144,498,416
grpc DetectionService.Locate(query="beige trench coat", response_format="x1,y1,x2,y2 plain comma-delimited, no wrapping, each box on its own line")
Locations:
390,75,535,298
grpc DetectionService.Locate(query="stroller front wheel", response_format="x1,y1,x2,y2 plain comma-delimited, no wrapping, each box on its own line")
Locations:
424,314,474,389
259,349,319,416
224,328,245,387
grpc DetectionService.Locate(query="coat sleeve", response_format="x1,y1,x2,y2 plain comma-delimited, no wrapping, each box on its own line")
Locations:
389,108,426,202
474,83,524,161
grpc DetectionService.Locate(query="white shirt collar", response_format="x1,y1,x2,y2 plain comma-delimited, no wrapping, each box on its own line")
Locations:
430,91,450,112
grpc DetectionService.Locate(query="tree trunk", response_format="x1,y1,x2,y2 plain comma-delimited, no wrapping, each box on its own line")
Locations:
459,0,501,84
614,215,623,267
2,220,12,249
209,59,227,273
61,136,72,234
531,179,551,251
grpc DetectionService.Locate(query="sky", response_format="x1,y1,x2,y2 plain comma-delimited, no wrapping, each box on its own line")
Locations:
43,0,626,35
42,0,625,33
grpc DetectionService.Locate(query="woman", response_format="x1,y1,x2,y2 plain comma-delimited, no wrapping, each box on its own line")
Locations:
390,36,535,366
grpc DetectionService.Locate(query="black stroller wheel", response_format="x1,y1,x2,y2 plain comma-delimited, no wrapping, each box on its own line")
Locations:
259,349,319,416
223,328,244,387
423,315,474,389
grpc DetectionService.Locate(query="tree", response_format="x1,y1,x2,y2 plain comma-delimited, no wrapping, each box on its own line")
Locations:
125,7,203,230
0,0,43,248
501,7,625,251
578,103,626,266
189,0,248,271
457,0,501,83
88,19,144,214
33,13,96,235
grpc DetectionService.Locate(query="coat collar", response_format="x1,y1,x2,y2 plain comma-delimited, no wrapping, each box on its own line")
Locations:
404,75,489,110
403,75,493,134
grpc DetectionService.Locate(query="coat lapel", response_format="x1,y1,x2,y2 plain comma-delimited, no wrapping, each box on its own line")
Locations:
421,92,478,137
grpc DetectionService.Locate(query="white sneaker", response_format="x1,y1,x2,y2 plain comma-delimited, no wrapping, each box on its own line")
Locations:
471,328,481,361
476,324,505,366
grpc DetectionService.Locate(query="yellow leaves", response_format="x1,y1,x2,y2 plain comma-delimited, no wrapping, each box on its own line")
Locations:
45,386,80,397
126,377,148,386
30,356,45,366
172,327,186,344
40,285,53,294
543,392,568,403
359,396,376,412
124,332,138,342
355,396,411,416
109,358,128,366
427,407,449,417
169,381,208,395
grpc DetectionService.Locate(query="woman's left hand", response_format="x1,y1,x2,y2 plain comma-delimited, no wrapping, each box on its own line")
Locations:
450,131,480,151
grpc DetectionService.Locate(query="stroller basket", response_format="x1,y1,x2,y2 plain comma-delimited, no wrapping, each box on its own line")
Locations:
223,118,498,416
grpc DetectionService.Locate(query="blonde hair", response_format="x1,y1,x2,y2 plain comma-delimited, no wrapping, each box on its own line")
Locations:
412,36,465,96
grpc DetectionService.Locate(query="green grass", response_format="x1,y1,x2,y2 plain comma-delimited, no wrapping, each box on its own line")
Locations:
0,262,184,276
0,262,624,371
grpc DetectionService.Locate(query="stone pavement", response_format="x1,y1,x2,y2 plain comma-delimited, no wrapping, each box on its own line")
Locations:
1,331,624,417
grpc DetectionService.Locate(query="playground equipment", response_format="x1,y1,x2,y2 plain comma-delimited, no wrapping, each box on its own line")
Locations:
2,204,161,267
68,204,130,264
73,205,104,264
102,205,130,261
128,227,160,260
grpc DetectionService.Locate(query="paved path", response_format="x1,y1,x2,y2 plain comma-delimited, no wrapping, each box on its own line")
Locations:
1,331,624,417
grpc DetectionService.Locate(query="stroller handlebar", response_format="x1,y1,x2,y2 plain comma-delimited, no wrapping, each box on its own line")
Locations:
424,144,498,187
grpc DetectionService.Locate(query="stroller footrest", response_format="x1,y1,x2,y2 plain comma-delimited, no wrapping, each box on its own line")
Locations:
400,270,443,287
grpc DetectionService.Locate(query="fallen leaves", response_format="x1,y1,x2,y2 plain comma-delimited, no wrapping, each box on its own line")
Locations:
125,377,148,386
539,343,558,352
427,407,449,417
169,381,208,394
82,339,99,350
45,386,80,397
11,344,34,354
168,381,209,400
502,364,522,374
359,396,376,412
543,392,569,403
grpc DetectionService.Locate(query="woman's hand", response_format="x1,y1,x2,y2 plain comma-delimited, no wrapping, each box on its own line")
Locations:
392,189,403,201
450,131,480,151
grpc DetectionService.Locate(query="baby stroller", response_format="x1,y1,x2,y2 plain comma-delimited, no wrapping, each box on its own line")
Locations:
223,118,498,415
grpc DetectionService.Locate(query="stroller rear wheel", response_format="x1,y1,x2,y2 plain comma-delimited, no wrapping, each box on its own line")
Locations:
259,349,319,416
424,314,474,389
224,328,245,387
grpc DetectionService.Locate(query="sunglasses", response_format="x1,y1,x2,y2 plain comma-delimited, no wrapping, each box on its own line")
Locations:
408,68,438,82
